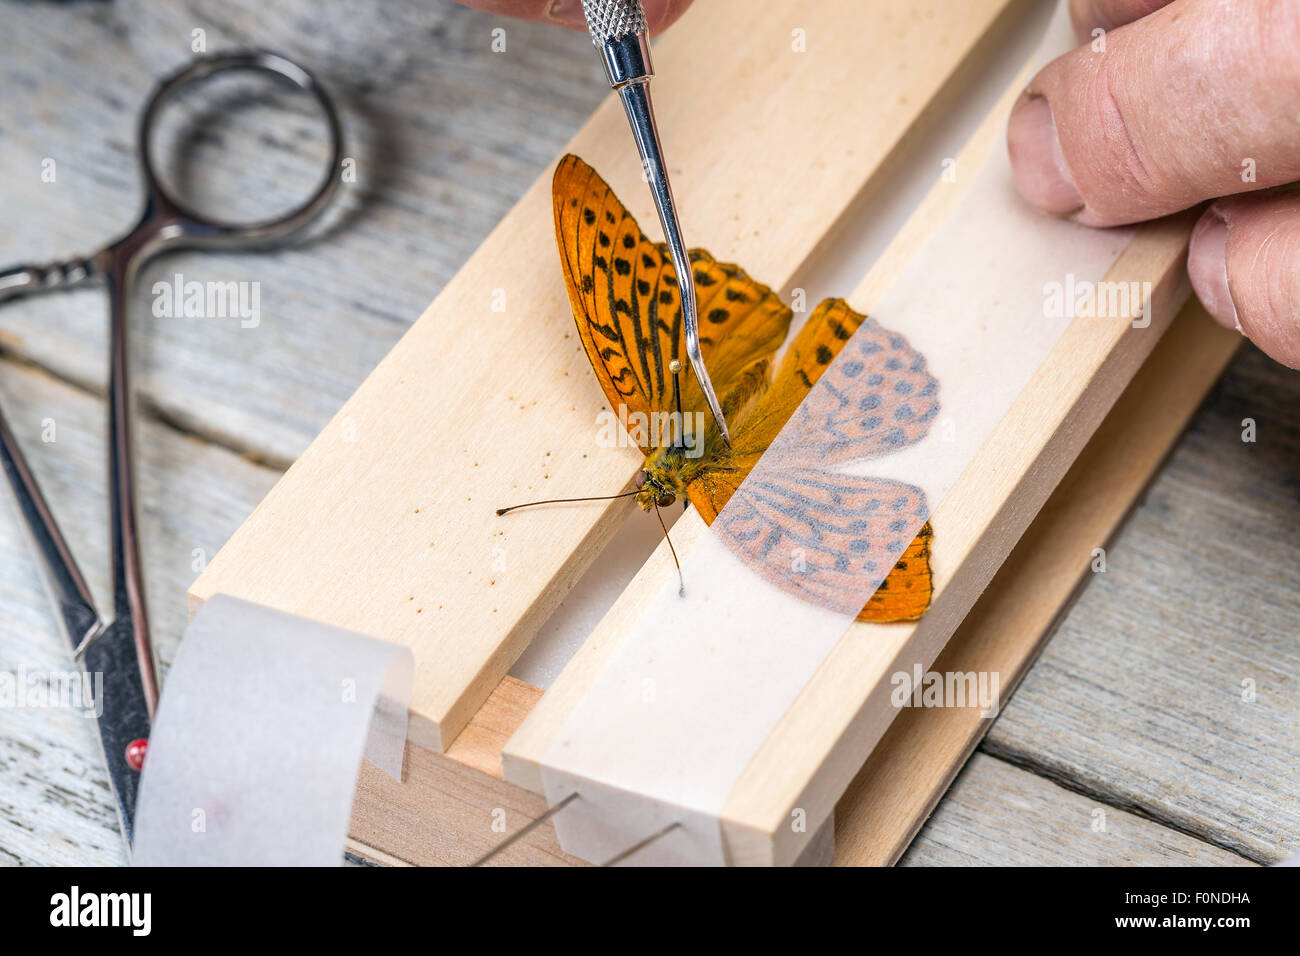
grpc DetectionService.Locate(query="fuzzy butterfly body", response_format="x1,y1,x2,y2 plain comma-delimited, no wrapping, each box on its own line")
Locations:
552,154,938,622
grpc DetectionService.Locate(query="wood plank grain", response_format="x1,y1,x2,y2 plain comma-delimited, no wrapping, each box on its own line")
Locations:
189,0,1025,751
899,754,1254,867
0,358,279,865
981,344,1300,864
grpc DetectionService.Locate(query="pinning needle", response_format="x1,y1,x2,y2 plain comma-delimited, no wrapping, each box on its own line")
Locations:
579,0,732,443
468,789,683,867
469,792,579,866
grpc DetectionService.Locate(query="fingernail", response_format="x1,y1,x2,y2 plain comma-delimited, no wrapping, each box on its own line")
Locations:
639,0,676,32
547,0,587,28
1070,0,1110,44
1188,209,1240,331
1007,94,1084,216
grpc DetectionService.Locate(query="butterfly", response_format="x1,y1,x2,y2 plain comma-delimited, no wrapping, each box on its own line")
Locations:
500,154,939,623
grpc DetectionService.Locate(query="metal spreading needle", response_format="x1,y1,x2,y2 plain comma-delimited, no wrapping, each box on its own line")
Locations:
579,0,731,443
468,790,682,867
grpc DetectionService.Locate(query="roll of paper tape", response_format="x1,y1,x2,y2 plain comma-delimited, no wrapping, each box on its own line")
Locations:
133,595,412,866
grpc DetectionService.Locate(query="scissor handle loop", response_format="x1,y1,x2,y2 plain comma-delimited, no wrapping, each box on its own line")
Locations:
135,49,344,250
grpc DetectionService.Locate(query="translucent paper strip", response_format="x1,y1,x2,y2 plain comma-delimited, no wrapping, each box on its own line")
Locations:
540,2,1137,865
133,595,412,866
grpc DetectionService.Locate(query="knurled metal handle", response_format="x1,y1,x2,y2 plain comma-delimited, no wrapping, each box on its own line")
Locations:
581,0,648,44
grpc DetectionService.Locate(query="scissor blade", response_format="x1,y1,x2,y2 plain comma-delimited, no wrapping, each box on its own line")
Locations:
0,405,101,653
81,617,152,851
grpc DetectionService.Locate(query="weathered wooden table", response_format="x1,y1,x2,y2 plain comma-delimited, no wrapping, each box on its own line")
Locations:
0,0,1294,867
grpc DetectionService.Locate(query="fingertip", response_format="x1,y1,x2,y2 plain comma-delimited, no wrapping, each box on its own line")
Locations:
544,0,586,29
1193,192,1300,369
545,0,692,33
1068,0,1102,42
1007,93,1084,217
1070,0,1175,39
643,0,693,33
1188,207,1240,332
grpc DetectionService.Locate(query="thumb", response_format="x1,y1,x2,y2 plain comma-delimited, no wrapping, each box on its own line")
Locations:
1188,191,1300,369
1007,0,1300,227
455,0,694,34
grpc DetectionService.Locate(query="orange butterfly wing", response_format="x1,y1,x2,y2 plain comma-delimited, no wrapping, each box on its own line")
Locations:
553,154,792,447
687,299,938,622
552,155,939,623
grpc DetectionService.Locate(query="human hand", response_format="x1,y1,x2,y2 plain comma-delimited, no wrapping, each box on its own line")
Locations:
452,0,694,33
1007,0,1300,368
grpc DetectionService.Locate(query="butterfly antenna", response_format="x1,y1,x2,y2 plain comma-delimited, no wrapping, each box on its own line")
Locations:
654,501,686,597
496,489,639,516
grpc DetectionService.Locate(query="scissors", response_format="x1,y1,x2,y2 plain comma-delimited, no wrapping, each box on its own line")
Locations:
0,50,343,853
578,0,731,443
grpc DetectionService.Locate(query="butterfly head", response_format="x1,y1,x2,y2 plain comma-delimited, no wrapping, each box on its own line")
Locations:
634,460,682,511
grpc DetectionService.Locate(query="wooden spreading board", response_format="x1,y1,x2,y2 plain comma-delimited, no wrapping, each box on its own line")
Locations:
500,53,1202,863
344,300,1239,866
189,0,1029,750
190,0,1234,864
